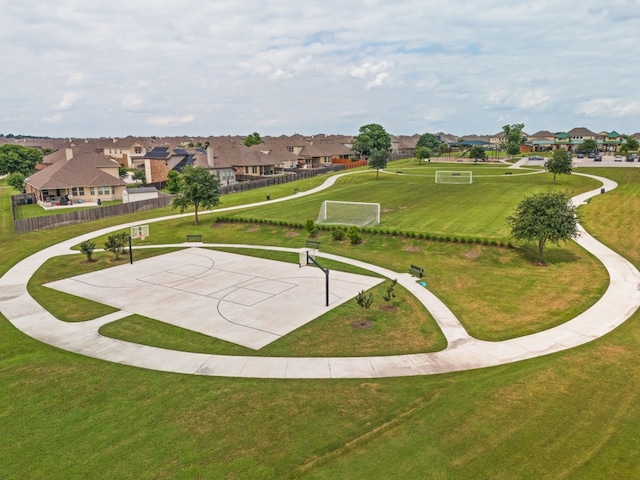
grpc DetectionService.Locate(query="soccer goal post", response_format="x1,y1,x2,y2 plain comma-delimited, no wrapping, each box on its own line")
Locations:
316,201,380,227
435,171,473,184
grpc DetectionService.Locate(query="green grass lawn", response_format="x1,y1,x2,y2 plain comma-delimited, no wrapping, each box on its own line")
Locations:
2,166,640,479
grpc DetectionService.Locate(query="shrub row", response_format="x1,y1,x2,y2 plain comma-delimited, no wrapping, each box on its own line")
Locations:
213,217,513,248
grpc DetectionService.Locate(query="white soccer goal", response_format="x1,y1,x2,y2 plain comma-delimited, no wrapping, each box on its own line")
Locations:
435,171,473,184
316,201,380,227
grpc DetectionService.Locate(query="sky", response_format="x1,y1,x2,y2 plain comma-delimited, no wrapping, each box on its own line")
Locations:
2,0,640,138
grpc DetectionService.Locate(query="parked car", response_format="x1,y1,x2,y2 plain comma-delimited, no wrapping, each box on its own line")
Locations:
588,152,595,158
626,154,638,162
594,155,602,161
529,155,544,161
576,153,584,158
615,155,623,162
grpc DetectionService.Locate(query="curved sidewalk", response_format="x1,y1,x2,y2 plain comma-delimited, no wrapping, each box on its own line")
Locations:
0,172,639,378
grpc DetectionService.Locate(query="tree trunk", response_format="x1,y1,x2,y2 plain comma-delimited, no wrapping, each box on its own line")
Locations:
538,239,545,264
195,206,199,225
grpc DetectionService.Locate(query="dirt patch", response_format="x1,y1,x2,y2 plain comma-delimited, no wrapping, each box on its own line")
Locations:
285,230,300,238
378,304,397,313
403,245,421,253
246,225,260,233
382,208,394,213
464,250,481,260
351,319,374,330
531,262,548,267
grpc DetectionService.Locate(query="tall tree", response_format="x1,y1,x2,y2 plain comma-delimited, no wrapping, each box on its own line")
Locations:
546,149,572,182
579,139,598,154
506,191,580,265
172,166,221,225
415,146,431,164
0,144,42,176
166,170,183,194
502,124,526,156
369,148,389,179
352,124,391,158
244,132,262,147
416,133,440,151
6,172,26,192
621,136,639,153
469,145,487,162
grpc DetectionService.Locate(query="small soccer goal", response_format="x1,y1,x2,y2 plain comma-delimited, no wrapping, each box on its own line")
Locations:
435,171,473,184
316,201,380,227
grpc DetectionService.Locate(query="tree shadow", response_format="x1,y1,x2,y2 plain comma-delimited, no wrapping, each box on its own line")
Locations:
515,243,580,265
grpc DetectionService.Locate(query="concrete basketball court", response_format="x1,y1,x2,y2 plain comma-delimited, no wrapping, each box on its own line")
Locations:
45,248,383,350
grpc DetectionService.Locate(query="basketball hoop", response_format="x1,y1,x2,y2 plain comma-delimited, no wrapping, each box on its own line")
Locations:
131,224,149,241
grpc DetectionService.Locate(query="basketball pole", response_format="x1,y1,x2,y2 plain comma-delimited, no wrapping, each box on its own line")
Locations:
307,251,329,307
128,236,133,264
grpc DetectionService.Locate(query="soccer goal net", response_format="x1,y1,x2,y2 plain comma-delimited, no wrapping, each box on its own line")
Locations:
435,171,473,184
316,201,380,227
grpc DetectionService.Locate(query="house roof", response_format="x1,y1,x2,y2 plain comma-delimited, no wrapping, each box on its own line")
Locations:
567,127,597,137
26,152,126,190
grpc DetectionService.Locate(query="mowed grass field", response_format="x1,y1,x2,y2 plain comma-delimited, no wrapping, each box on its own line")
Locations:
2,165,640,478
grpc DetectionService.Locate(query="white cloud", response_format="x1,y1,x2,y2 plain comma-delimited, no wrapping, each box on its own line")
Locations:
2,0,640,137
42,114,63,124
57,93,79,111
350,61,393,89
121,93,144,111
577,98,640,117
147,114,196,127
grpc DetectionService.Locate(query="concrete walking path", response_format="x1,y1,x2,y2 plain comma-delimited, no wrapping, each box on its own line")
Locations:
1,170,639,378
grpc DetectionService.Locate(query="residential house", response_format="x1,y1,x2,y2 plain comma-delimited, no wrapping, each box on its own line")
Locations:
97,136,150,168
25,149,126,205
527,130,555,152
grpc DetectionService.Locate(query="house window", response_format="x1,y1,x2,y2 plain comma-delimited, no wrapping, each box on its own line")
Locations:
90,187,95,195
252,166,257,174
71,187,85,196
287,147,294,152
134,147,142,154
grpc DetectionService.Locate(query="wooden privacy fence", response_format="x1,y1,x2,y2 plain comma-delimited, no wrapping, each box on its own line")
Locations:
13,195,174,234
12,161,372,233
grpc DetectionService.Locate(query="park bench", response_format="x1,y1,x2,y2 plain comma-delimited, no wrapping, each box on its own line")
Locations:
306,240,320,249
409,264,424,278
186,234,203,242
505,172,512,175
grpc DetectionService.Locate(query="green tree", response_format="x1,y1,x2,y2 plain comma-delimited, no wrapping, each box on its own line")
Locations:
352,124,391,158
624,136,639,151
244,132,262,147
166,170,182,194
347,226,362,244
506,191,580,265
79,240,96,262
0,144,42,176
132,169,146,183
369,148,389,179
415,146,431,164
355,290,373,309
579,139,598,154
416,133,440,151
438,142,450,158
172,165,221,225
6,172,25,192
469,145,487,162
104,232,129,261
502,124,526,156
546,149,572,183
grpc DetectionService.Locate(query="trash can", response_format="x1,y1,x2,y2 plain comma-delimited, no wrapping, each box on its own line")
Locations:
601,188,605,194
266,194,271,200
